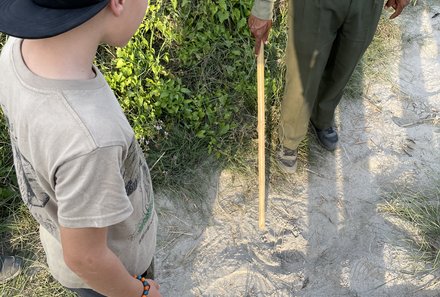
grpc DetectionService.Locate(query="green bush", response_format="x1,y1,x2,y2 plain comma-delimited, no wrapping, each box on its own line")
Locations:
98,0,288,186
93,0,280,184
102,0,258,156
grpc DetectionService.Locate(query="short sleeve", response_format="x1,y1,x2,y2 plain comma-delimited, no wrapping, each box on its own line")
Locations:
251,0,275,20
55,146,133,228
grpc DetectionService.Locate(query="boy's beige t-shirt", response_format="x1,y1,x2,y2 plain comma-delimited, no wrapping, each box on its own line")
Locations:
0,38,157,288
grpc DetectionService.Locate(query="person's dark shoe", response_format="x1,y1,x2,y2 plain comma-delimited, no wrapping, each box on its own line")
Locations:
278,147,298,173
311,123,338,151
0,256,22,283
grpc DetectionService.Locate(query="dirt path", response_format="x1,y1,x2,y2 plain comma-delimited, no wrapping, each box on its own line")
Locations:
155,2,440,296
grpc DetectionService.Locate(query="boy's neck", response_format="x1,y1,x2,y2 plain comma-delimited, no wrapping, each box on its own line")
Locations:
21,32,99,81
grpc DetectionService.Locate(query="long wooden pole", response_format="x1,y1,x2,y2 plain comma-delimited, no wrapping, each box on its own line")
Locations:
257,42,265,230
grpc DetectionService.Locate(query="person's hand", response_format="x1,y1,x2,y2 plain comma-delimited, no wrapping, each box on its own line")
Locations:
146,279,162,297
248,14,272,56
385,0,410,19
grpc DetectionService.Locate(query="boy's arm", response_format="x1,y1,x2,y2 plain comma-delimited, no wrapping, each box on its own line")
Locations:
60,226,161,297
249,0,275,55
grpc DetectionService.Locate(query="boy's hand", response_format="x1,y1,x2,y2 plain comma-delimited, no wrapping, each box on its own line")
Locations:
145,279,162,297
248,14,272,56
385,0,410,19
60,226,160,297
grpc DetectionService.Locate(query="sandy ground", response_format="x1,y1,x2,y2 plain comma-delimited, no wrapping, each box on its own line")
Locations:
154,2,440,296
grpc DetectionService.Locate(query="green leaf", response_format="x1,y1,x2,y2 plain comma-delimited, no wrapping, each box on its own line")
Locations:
218,0,227,11
171,0,177,10
116,59,125,69
196,130,206,138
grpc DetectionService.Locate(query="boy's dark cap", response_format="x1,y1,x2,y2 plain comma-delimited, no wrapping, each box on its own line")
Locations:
0,0,109,39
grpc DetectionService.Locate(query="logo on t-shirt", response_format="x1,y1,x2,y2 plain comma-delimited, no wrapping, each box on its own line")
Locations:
123,137,155,243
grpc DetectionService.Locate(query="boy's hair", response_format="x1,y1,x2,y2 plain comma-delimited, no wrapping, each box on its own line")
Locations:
0,0,109,39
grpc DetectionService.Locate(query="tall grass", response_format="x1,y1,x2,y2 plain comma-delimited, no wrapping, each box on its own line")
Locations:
379,183,440,273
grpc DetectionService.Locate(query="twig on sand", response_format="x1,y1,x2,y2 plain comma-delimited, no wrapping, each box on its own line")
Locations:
399,117,435,128
354,141,368,145
370,276,400,291
341,144,352,163
369,138,380,148
168,231,193,236
363,95,383,112
305,168,324,178
403,148,413,157
185,244,199,259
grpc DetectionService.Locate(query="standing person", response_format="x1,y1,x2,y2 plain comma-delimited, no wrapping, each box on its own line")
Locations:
0,1,161,296
0,255,21,283
249,0,410,172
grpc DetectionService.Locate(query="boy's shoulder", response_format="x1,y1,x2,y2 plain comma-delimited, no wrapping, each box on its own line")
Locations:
0,37,133,159
61,82,134,149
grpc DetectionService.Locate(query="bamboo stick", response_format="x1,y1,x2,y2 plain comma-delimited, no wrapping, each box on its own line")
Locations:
257,42,265,230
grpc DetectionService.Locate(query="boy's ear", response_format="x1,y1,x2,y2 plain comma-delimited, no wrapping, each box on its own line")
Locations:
108,0,126,17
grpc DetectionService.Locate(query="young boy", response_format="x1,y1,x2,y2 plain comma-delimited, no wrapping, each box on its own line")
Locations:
0,0,161,296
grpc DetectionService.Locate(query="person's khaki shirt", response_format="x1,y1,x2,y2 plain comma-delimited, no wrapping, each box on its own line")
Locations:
251,0,275,20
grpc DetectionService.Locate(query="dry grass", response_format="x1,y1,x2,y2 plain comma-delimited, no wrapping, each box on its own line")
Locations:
379,183,440,274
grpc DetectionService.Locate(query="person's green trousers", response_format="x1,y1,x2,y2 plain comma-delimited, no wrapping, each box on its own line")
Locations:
279,0,383,150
